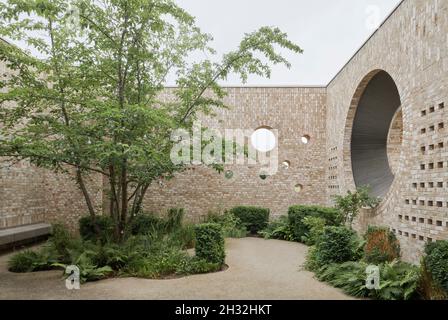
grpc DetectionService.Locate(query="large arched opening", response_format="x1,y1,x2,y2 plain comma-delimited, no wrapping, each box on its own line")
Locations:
346,70,402,198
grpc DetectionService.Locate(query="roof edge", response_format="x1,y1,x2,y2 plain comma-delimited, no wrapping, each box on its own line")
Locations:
326,0,406,87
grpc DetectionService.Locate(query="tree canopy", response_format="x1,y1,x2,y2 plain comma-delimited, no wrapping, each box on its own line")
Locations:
0,0,303,237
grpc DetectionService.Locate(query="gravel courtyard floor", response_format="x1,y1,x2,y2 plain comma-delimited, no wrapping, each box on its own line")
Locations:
0,237,352,300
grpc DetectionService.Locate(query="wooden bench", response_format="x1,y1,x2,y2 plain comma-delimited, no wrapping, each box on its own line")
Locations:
0,223,52,251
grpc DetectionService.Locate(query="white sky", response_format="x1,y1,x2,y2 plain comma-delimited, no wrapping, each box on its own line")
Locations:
2,0,403,86
175,0,402,86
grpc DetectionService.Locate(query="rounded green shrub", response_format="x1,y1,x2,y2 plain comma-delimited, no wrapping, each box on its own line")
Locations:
230,206,269,234
194,223,225,264
424,240,448,294
8,250,43,273
364,226,400,264
79,215,116,243
288,205,342,242
315,226,357,266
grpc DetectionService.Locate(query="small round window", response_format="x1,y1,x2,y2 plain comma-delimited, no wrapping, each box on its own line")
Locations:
281,160,290,169
251,127,276,152
224,170,234,179
294,184,303,193
301,135,310,144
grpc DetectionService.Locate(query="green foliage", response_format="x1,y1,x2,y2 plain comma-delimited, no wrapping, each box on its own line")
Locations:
313,226,357,267
377,260,420,300
8,248,57,273
364,226,400,264
169,224,196,249
259,216,295,241
301,216,326,245
204,209,247,238
79,216,116,243
176,257,221,275
287,205,342,242
315,260,419,300
230,206,269,234
418,256,448,300
128,213,165,236
0,0,302,235
333,186,379,227
316,261,370,297
424,240,448,294
9,221,225,283
194,223,225,264
129,208,184,235
70,251,114,283
50,223,74,263
165,208,185,232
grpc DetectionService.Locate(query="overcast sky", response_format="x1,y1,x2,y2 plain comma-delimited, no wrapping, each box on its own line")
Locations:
2,0,402,86
175,0,402,86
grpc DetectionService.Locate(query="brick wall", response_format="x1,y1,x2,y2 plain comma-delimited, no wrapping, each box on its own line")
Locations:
1,0,447,263
326,0,448,262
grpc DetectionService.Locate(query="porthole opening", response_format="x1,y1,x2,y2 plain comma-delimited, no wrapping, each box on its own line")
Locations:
224,170,233,179
294,184,303,193
281,160,290,169
349,70,402,198
251,127,276,152
301,135,310,144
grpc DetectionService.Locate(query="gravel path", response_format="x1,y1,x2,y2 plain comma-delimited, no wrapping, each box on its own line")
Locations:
0,237,352,300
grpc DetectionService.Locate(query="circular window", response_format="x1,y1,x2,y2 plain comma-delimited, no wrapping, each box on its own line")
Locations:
301,135,310,144
224,170,234,179
251,127,276,152
294,184,303,193
349,70,402,198
281,160,290,169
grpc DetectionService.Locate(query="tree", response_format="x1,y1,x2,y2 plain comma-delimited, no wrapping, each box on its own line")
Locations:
333,186,379,228
0,0,303,238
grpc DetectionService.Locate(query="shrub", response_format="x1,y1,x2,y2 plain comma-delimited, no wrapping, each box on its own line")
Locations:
8,249,56,273
169,224,196,249
313,226,357,266
205,210,247,238
176,257,222,275
301,216,326,245
288,205,342,242
316,261,370,297
165,208,185,232
364,226,400,264
424,240,448,294
50,223,73,263
418,256,448,300
230,206,269,234
128,213,164,235
333,186,379,227
316,260,420,300
194,223,225,264
303,245,320,271
79,215,116,243
60,251,114,283
377,260,420,300
259,216,295,241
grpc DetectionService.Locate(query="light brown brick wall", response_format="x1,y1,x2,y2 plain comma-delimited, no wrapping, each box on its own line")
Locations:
143,87,328,222
1,0,447,263
326,0,448,262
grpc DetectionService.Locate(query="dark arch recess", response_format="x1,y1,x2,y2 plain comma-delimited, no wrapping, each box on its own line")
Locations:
351,71,402,198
